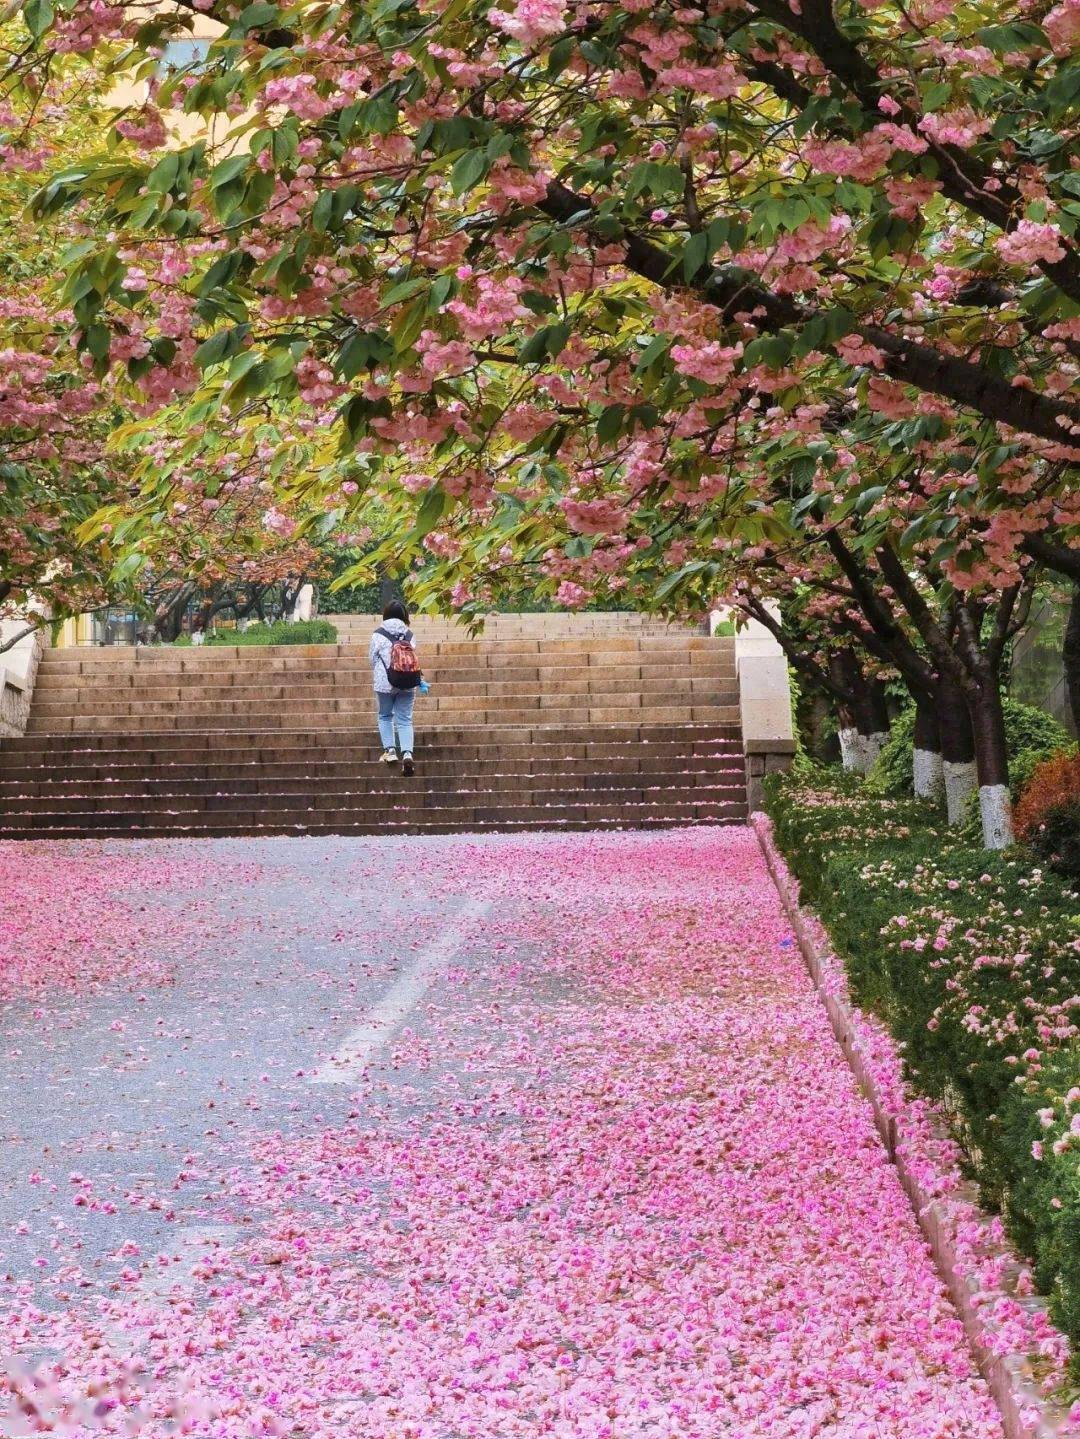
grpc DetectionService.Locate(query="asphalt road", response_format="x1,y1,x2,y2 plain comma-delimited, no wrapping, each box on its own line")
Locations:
0,830,1003,1439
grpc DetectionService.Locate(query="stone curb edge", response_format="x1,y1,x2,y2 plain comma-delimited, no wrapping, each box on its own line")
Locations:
751,811,1074,1439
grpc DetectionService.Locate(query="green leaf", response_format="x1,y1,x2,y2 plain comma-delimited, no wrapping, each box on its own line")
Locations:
383,276,428,306
146,151,180,195
682,230,709,281
312,189,334,233
84,323,111,360
23,0,55,38
634,333,670,371
237,1,280,30
450,148,489,196
655,560,709,601
854,485,886,515
596,404,625,444
195,324,250,369
211,155,249,189
975,20,1048,50
414,485,449,538
518,322,569,364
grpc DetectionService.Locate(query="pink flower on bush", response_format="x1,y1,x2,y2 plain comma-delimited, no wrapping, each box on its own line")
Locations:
1044,0,1080,54
487,0,565,45
669,340,742,385
555,579,589,606
996,221,1067,267
262,507,296,537
560,497,627,535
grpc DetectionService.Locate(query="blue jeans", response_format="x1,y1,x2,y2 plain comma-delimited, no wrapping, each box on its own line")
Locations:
377,690,415,754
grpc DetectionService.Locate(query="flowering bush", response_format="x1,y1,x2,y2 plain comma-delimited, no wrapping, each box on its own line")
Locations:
765,769,1080,1365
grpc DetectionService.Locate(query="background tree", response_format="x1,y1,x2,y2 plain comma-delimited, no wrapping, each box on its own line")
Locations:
8,0,1078,842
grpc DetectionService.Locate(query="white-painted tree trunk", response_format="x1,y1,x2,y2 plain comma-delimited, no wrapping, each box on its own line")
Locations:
943,760,977,825
838,726,862,772
979,784,1014,850
838,728,887,774
860,730,888,770
913,747,944,800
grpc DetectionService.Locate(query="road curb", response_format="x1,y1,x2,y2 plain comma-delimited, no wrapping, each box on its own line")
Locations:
751,812,1075,1439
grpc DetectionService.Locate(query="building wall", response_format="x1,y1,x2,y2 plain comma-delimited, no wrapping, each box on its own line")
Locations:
106,6,249,149
1011,598,1076,738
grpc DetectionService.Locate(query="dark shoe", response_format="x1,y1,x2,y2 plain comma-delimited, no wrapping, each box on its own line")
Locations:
402,753,415,777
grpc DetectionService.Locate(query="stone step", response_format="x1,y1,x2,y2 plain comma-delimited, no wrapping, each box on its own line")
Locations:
30,676,738,707
32,662,737,693
0,799,747,838
0,746,742,777
1,723,742,756
40,634,729,666
0,765,743,798
0,778,747,815
26,706,741,735
0,751,745,781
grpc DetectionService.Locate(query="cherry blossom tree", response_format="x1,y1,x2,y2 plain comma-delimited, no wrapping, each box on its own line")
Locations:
8,0,1079,842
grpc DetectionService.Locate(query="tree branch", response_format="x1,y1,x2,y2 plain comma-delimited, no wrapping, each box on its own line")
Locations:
539,180,1080,443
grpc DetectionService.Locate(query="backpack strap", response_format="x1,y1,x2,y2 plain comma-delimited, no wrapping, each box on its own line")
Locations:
375,626,414,644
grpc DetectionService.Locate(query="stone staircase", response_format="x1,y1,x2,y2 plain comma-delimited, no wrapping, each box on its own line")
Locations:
0,616,747,838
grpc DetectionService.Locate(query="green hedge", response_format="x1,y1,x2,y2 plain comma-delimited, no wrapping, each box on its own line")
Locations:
173,619,338,647
870,698,1070,799
765,768,1080,1364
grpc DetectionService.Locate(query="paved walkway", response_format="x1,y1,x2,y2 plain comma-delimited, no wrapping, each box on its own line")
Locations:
0,830,1003,1437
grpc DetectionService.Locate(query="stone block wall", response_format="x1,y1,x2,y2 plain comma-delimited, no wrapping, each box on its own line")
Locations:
0,626,45,739
712,607,797,808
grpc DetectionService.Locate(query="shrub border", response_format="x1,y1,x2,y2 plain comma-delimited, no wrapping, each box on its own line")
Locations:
751,811,1074,1439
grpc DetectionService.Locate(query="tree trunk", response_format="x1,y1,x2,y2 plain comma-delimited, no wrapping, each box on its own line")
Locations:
912,696,943,800
853,675,890,771
1065,585,1080,737
937,673,977,825
153,584,193,642
967,679,1014,849
830,650,888,772
378,566,404,614
829,651,862,771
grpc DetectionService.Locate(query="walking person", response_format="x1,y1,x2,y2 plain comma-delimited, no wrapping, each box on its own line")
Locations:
370,601,423,776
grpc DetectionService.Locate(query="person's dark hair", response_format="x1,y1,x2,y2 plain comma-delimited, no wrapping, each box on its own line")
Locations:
382,600,409,624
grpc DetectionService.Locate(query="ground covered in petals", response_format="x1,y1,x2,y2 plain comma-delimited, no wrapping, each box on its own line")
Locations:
1,829,1003,1438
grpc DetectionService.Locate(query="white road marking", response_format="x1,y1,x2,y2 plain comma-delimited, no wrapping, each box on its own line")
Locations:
309,899,492,1084
134,1223,239,1303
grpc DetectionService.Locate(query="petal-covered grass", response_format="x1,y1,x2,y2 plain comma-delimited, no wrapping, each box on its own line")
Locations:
2,829,1006,1437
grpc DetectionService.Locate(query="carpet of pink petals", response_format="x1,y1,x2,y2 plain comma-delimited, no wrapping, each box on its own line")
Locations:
2,828,1009,1437
754,816,1076,1432
0,843,260,1002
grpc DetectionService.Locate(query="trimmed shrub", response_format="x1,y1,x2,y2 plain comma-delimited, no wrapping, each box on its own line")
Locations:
174,619,338,648
1027,801,1080,888
1015,751,1080,888
869,698,1069,798
867,707,917,796
764,769,1080,1363
1015,750,1080,839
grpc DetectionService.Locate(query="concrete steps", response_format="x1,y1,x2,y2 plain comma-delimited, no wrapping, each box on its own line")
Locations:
1,620,748,838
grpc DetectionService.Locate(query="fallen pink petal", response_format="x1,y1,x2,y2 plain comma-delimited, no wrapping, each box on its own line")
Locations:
0,829,1039,1437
